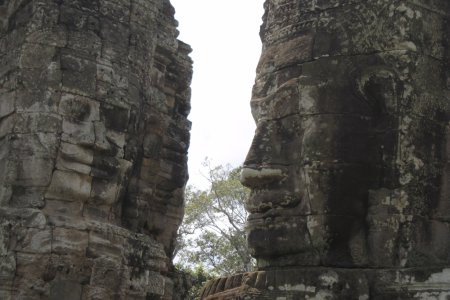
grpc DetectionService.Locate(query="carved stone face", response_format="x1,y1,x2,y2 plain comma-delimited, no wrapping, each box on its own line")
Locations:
45,91,132,218
241,56,377,267
240,0,449,270
0,1,191,298
41,54,189,252
241,51,448,268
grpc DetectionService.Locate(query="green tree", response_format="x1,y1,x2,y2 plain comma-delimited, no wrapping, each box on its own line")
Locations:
175,264,214,300
176,162,254,277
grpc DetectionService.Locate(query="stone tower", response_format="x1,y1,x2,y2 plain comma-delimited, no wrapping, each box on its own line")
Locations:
202,0,450,298
0,0,192,299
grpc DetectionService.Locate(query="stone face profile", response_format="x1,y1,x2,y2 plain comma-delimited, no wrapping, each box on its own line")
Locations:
0,0,192,299
202,0,450,298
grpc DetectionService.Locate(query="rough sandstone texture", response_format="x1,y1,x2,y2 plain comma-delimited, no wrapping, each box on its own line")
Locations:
202,0,450,299
0,0,192,299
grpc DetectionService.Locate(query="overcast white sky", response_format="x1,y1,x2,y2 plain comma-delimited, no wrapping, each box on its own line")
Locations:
170,0,265,189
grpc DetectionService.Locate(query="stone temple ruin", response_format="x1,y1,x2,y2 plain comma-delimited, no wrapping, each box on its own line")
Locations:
0,0,191,298
202,0,450,298
0,0,449,299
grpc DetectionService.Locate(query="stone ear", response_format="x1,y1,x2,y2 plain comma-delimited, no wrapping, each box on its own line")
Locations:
355,68,399,117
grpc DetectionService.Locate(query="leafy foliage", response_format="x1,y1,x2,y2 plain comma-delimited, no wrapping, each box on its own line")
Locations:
175,161,254,277
175,264,214,300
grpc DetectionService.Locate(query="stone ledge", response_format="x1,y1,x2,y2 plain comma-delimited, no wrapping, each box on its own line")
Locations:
200,267,450,300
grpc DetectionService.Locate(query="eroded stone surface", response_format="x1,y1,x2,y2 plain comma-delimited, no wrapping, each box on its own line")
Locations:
0,0,192,299
203,0,450,298
201,267,450,300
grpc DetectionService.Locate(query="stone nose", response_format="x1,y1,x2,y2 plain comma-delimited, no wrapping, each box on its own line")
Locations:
240,167,286,188
241,118,288,188
93,121,112,151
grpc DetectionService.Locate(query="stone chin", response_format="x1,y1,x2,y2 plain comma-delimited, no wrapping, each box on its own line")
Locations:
242,163,370,268
241,166,316,266
246,210,369,268
246,213,322,267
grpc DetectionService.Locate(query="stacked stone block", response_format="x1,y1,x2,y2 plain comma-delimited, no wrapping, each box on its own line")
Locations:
0,0,192,299
202,0,450,298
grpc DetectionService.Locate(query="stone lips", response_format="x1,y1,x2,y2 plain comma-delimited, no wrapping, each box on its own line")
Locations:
0,0,192,299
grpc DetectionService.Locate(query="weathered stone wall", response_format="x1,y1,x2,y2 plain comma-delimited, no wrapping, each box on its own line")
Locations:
0,0,192,299
202,0,450,298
